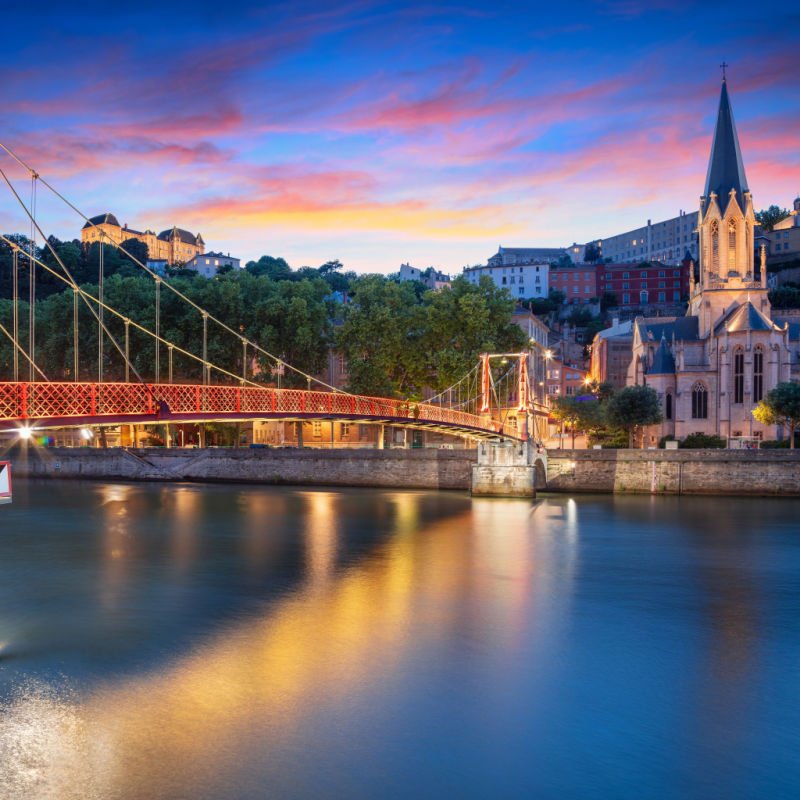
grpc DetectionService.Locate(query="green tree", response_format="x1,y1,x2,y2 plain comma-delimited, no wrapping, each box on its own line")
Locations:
583,242,601,264
756,205,789,232
753,381,800,449
605,385,662,447
245,255,292,280
550,395,602,448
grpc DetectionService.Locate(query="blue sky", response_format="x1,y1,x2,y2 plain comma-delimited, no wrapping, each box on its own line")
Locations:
1,0,798,272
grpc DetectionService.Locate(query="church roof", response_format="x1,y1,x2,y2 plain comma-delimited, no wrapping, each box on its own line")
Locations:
704,79,748,214
637,316,700,343
83,212,120,229
714,302,778,334
648,337,676,375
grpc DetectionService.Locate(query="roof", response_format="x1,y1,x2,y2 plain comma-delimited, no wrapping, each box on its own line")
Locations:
596,319,633,340
714,302,779,334
636,315,700,343
158,227,200,245
83,212,120,229
648,337,676,375
704,79,748,214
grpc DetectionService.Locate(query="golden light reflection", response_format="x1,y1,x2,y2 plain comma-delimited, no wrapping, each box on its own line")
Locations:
0,493,579,799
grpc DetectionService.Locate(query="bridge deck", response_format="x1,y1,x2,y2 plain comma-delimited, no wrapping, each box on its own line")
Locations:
0,382,523,440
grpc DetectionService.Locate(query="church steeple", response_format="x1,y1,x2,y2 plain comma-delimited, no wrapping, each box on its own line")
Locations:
703,77,749,215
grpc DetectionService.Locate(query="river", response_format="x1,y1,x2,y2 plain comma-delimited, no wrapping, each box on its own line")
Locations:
0,480,798,799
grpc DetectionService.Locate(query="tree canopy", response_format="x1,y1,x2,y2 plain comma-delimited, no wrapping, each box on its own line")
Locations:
753,381,800,448
604,385,662,447
755,206,790,232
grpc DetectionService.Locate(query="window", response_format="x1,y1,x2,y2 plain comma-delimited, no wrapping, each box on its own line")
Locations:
340,423,351,438
673,291,680,301
641,281,647,288
312,420,322,438
658,292,666,302
728,220,737,269
502,276,507,285
711,220,719,271
640,290,649,304
641,271,647,278
519,287,524,295
659,281,665,288
665,393,673,420
674,281,680,288
733,347,744,404
623,293,630,304
753,346,764,403
623,272,629,279
623,282,630,290
691,382,708,419
659,270,665,278
359,424,369,440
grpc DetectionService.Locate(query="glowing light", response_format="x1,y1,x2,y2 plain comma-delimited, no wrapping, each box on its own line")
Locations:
17,427,32,440
544,350,553,360
80,428,94,441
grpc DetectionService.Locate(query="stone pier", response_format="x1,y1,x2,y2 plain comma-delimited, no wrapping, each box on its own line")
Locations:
470,440,547,497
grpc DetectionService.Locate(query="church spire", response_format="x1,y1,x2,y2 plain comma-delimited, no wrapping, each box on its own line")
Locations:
703,77,748,214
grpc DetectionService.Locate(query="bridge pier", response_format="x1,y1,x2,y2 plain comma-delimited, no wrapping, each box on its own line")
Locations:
471,441,547,498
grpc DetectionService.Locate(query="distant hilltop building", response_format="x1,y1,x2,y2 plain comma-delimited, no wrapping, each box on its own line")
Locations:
463,260,549,299
598,210,699,266
398,263,451,290
487,246,567,266
186,252,241,279
764,197,800,264
81,212,205,265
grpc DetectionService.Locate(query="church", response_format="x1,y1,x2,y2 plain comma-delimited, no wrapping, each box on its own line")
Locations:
628,76,800,445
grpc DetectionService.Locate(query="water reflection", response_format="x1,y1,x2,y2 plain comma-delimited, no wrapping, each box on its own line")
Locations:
1,487,799,798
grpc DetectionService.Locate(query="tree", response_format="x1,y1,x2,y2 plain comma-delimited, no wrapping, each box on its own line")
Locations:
583,242,601,264
550,395,602,448
756,205,790,232
600,292,617,312
245,255,292,280
604,385,662,447
753,381,800,448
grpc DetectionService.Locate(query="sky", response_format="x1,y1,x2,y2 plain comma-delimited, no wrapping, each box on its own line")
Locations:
0,0,798,274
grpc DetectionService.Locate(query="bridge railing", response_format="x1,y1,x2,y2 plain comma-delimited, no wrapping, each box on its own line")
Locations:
0,382,519,438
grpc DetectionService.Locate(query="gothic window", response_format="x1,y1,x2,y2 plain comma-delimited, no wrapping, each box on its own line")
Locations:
733,347,744,404
710,220,719,271
728,220,737,269
691,382,708,419
665,393,673,420
753,346,764,403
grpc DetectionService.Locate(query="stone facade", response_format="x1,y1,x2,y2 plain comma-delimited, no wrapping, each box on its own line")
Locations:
81,213,205,265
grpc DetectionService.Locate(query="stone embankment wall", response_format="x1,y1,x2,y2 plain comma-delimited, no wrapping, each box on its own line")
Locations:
547,449,800,496
8,446,800,496
7,446,477,491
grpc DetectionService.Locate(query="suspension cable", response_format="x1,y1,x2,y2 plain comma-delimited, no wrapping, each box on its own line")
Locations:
0,320,48,380
0,234,265,388
0,140,347,394
98,240,104,383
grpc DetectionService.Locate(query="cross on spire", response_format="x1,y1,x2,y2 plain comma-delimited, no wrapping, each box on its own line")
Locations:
720,61,728,81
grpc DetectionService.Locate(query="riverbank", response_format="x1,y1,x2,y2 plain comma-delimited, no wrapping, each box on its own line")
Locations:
5,446,800,495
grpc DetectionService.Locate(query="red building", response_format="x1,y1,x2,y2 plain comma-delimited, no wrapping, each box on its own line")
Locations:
549,264,601,304
598,258,691,309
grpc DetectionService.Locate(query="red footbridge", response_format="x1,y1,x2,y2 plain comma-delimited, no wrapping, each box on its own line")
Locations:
0,381,526,441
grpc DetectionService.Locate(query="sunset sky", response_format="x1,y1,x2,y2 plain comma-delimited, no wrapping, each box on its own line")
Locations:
1,0,798,273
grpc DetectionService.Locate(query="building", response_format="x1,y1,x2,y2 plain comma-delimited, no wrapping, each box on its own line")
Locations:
599,258,691,310
398,264,451,290
599,210,699,265
487,246,567,267
549,263,600,304
628,77,800,445
81,213,205,265
186,252,241,278
589,318,634,390
764,197,800,264
463,261,549,300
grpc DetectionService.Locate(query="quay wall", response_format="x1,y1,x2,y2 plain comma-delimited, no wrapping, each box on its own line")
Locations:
6,446,477,491
546,449,800,496
6,446,800,496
